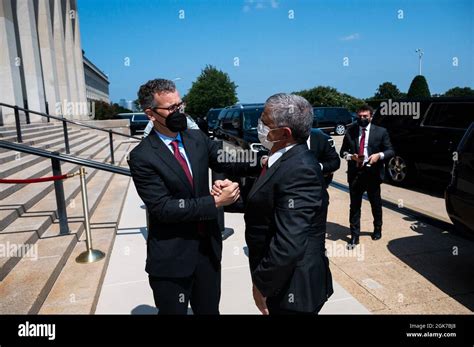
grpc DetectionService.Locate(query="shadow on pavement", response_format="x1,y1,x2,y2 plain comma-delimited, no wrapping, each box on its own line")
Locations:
387,217,474,311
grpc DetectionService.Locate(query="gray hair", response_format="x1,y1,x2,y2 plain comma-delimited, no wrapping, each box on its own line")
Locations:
265,93,313,143
137,78,176,110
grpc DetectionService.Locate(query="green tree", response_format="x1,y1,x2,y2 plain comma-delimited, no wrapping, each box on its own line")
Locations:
293,86,365,111
373,82,403,99
442,87,474,97
133,99,142,111
93,101,132,120
184,65,238,118
407,75,431,98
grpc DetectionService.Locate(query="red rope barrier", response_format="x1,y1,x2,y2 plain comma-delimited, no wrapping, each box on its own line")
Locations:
0,173,75,184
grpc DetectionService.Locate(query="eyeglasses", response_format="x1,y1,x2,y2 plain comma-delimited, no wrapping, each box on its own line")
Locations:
151,101,186,114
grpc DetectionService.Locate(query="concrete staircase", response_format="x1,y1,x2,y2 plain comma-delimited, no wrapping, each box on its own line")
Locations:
0,122,138,314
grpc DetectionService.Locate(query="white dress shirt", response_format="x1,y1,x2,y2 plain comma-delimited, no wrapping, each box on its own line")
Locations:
155,130,193,176
268,144,297,168
345,123,384,164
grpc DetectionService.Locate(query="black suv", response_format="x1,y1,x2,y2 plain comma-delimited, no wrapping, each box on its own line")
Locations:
114,112,148,135
214,104,264,149
206,108,223,137
446,122,474,235
313,107,353,135
372,98,474,187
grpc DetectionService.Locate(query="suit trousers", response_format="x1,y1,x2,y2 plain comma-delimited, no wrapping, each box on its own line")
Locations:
148,237,221,315
349,169,383,236
267,297,325,315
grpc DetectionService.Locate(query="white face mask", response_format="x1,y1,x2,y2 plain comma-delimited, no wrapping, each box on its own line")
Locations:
257,119,280,150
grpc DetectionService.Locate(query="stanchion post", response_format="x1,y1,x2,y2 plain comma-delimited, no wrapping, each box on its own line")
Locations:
51,157,69,235
76,167,105,263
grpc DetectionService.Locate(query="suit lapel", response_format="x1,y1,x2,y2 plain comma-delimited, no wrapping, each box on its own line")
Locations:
367,124,376,156
148,132,194,195
354,126,361,153
247,143,307,201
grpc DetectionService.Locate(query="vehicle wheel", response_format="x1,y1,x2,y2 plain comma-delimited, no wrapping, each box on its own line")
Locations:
335,124,346,136
386,155,414,185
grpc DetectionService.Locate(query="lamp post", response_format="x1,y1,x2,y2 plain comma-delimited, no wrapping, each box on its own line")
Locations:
415,49,424,75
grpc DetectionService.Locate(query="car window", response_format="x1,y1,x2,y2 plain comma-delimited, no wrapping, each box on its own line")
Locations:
232,110,241,121
243,108,263,129
314,108,324,119
462,124,474,153
325,108,343,120
134,114,148,121
424,103,474,129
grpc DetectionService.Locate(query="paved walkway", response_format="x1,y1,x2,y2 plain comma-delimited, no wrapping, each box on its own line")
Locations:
96,180,370,314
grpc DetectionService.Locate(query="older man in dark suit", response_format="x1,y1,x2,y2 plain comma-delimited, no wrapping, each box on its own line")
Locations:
214,93,333,314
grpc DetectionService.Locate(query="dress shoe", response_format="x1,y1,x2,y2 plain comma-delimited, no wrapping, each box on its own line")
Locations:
347,235,359,249
371,227,382,240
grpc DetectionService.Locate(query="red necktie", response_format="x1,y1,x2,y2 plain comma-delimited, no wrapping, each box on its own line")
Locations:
259,163,268,178
358,128,366,168
171,140,206,237
170,140,193,187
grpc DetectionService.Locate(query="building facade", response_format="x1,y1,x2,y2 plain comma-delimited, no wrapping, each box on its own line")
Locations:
0,0,109,125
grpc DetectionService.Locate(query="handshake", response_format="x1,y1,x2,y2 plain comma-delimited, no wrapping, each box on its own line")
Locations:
211,179,240,208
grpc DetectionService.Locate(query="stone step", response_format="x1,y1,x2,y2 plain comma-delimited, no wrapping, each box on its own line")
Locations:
0,125,73,143
0,135,103,182
0,124,60,138
0,138,118,233
0,122,54,132
0,144,132,314
39,172,131,314
0,129,85,164
0,142,131,281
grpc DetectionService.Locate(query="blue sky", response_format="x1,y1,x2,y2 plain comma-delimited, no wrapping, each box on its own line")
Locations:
77,0,474,104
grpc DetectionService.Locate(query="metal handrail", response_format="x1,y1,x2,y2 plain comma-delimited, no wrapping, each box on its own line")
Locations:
0,140,131,235
0,140,131,176
0,102,141,164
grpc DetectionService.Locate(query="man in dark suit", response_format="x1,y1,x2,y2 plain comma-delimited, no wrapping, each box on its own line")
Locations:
128,79,260,314
339,105,394,248
308,128,341,186
213,94,333,315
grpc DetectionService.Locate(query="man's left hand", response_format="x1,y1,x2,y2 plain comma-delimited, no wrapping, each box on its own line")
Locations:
368,153,381,165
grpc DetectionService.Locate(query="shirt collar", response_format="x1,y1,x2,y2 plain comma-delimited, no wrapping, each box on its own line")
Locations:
268,143,297,168
155,129,182,145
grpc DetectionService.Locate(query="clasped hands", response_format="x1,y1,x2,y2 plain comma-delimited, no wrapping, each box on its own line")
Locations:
211,179,240,208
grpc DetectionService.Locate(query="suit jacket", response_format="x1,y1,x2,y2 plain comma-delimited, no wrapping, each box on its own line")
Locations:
245,143,333,312
309,129,341,186
339,123,395,183
128,129,260,278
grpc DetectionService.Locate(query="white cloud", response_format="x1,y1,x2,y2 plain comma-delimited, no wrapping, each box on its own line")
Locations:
242,0,280,12
340,33,360,41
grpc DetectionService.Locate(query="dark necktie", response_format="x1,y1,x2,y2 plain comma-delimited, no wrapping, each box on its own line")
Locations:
170,139,206,237
259,162,268,179
170,140,193,187
358,128,366,168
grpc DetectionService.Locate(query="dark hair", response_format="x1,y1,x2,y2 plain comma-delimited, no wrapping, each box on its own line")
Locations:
137,79,176,110
357,104,374,116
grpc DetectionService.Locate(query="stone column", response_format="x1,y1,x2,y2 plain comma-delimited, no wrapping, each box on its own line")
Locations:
63,0,79,119
53,0,70,116
71,0,88,120
0,0,24,125
36,0,60,117
16,0,46,122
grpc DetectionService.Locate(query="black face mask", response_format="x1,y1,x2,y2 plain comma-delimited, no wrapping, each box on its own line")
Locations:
157,111,187,132
357,118,370,128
